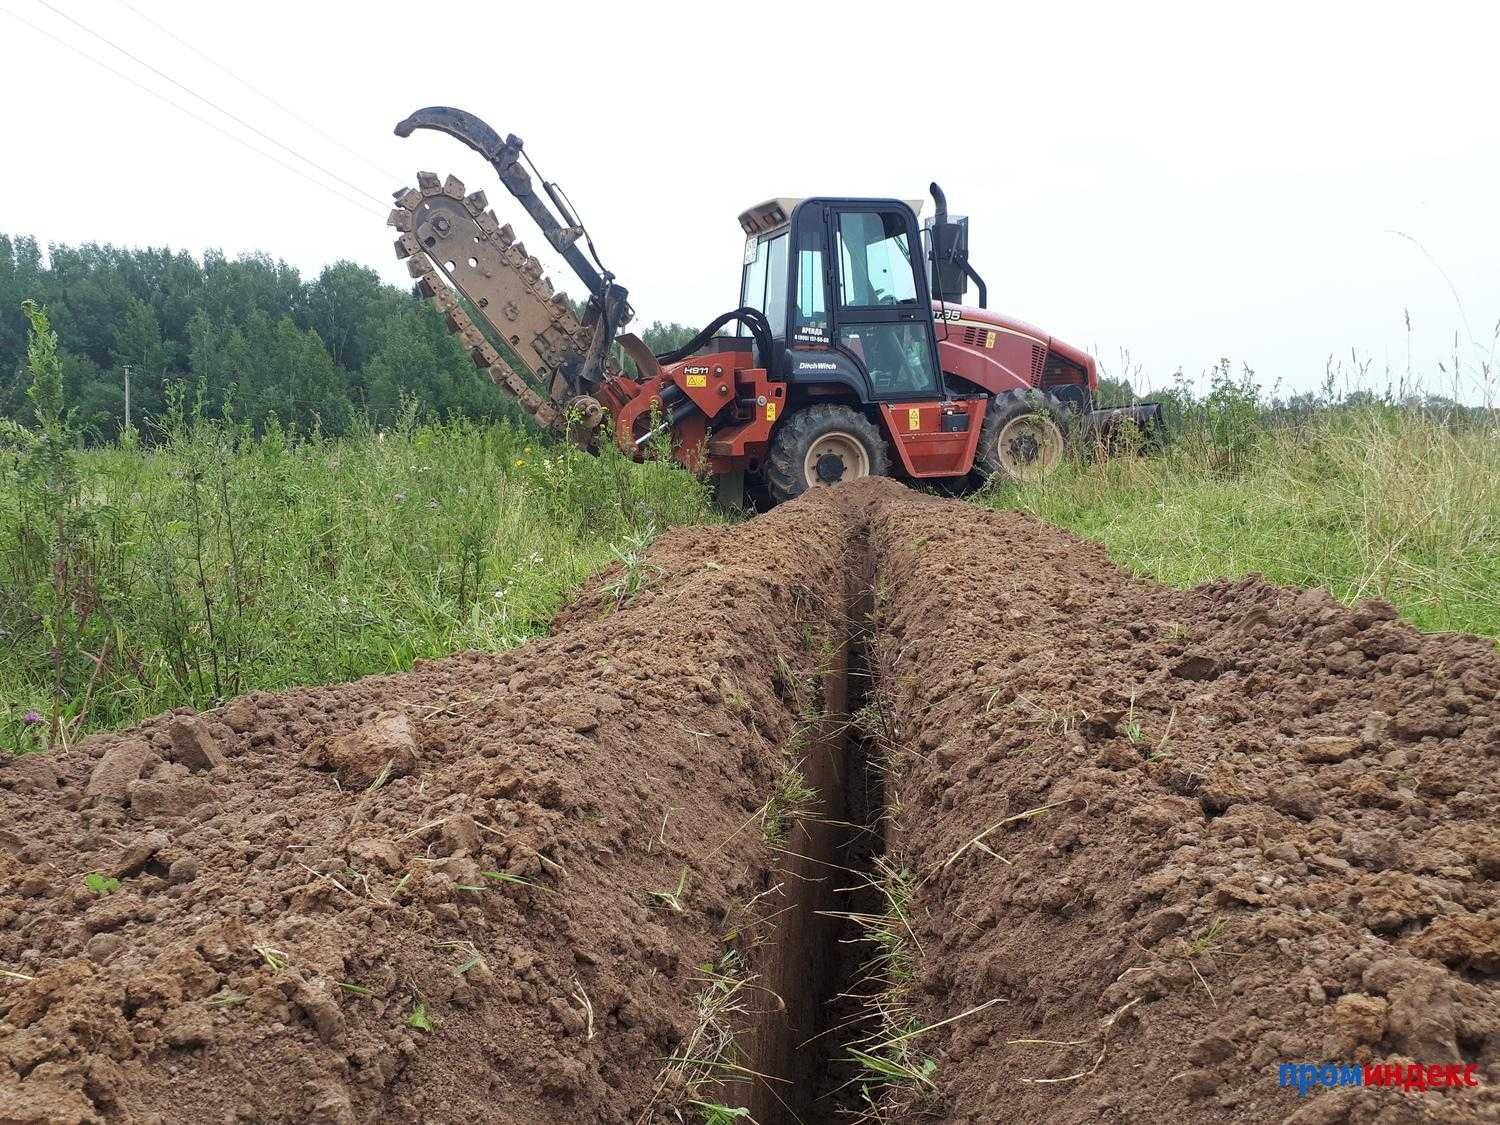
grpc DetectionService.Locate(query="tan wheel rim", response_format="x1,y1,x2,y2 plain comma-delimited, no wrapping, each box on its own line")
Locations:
803,431,871,487
996,414,1064,480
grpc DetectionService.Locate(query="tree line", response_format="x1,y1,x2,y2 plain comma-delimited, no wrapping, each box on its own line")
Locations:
0,234,697,441
5,233,1485,443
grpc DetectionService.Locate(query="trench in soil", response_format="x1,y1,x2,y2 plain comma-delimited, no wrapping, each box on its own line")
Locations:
726,524,884,1125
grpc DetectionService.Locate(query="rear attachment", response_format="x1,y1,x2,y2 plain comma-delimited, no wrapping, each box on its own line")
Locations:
1084,401,1167,449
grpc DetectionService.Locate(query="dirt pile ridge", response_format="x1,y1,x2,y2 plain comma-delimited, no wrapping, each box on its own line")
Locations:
0,494,851,1124
2,478,1497,1124
859,479,1499,1123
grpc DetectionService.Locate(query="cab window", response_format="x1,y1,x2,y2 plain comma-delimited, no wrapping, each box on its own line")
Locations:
762,235,788,338
792,248,827,338
836,211,919,307
739,232,788,338
837,323,937,396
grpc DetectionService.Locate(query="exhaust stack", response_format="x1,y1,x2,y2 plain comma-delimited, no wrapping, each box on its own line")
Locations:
925,182,987,308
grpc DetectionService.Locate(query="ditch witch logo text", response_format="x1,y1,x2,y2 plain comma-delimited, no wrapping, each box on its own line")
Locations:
1279,1061,1482,1095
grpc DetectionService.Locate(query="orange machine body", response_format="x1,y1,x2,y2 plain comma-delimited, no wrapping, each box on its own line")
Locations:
599,348,987,480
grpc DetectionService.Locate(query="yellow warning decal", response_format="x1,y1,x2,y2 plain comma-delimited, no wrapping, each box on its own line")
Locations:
686,373,707,388
907,408,921,430
766,401,778,422
985,331,997,349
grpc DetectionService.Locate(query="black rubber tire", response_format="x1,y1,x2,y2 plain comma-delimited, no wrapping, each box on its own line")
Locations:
974,389,1070,484
764,403,890,504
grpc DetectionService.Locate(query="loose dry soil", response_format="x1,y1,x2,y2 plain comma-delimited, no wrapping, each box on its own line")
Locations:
1,479,1496,1124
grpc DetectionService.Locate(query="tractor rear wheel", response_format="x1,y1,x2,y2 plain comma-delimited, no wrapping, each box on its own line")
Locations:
765,404,889,504
975,390,1069,484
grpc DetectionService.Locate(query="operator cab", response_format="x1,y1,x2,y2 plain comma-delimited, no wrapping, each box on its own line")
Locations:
737,196,944,403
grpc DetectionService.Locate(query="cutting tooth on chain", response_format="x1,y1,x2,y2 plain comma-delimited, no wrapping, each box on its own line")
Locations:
394,232,422,260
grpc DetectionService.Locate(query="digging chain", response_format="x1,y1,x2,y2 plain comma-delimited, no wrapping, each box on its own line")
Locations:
389,172,619,433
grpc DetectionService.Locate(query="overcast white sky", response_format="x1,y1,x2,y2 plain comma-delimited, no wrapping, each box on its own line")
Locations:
2,0,1497,403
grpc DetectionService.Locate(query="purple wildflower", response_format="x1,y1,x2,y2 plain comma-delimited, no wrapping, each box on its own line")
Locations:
21,710,43,725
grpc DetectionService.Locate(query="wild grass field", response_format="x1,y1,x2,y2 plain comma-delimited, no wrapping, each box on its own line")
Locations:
986,402,1499,639
0,305,713,750
0,411,713,750
3,300,1494,752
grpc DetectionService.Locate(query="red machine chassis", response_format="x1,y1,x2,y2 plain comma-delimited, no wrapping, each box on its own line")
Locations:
593,298,1100,483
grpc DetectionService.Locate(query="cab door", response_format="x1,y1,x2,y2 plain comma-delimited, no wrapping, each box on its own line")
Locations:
828,204,943,401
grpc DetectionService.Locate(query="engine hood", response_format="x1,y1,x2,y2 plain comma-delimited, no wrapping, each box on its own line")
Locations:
931,301,1098,382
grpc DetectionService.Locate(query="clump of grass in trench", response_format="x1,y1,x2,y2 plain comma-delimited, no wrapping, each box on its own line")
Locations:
838,858,934,1119
831,838,1012,1118
761,753,819,846
642,950,756,1123
689,1104,752,1123
984,404,1499,640
0,401,716,748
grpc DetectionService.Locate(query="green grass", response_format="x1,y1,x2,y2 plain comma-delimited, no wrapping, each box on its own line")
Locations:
5,370,1493,759
648,868,691,914
1182,916,1227,959
982,406,1499,640
0,409,713,750
688,1104,752,1124
83,872,119,895
839,858,981,1122
407,1001,435,1032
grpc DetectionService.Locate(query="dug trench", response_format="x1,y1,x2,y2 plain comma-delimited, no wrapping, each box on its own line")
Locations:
1,480,1497,1124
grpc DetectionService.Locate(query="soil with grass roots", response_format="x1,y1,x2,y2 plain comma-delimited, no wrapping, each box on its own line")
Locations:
1,479,1496,1124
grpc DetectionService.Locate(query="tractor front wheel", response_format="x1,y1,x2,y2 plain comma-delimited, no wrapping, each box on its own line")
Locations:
975,390,1069,484
765,404,889,504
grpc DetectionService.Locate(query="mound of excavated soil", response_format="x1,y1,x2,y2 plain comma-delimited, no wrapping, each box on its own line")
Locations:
3,479,1496,1125
0,496,851,1124
860,480,1499,1123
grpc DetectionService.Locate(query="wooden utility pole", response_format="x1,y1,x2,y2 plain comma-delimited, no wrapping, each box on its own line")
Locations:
123,364,132,432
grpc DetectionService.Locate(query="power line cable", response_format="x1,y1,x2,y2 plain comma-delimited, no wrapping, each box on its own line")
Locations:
0,5,385,220
110,0,406,186
34,0,391,211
